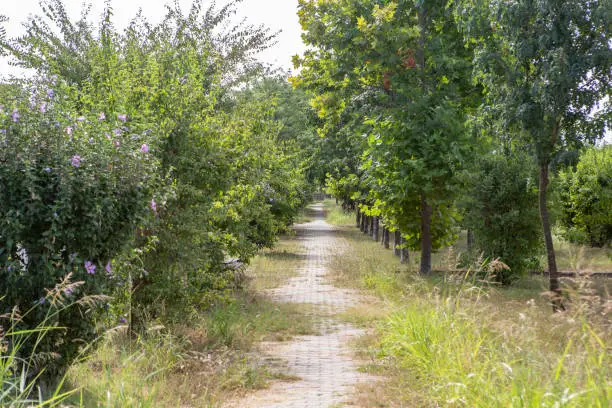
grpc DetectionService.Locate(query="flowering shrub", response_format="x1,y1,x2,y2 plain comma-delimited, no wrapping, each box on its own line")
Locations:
0,85,160,373
0,0,312,379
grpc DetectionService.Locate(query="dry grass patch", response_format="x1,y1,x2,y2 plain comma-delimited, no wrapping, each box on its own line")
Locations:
248,236,307,290
65,293,316,407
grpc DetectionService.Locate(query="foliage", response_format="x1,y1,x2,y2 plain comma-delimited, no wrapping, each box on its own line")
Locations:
0,83,159,374
558,145,612,247
295,0,480,273
0,0,313,382
455,0,612,302
326,210,610,408
461,153,543,282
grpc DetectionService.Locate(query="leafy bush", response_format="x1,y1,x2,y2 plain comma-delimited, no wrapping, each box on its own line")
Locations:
558,146,611,247
461,153,542,283
0,0,313,385
0,86,159,374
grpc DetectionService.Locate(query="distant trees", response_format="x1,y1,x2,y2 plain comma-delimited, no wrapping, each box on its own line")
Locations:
558,145,612,248
296,0,478,275
457,0,611,307
295,0,611,297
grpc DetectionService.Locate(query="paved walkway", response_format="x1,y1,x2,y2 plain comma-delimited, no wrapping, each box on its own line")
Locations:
225,204,374,407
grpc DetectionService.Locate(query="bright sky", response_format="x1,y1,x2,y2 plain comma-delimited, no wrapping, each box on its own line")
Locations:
0,0,306,78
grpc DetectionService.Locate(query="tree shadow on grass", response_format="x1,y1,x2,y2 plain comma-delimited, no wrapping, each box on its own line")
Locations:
261,251,309,262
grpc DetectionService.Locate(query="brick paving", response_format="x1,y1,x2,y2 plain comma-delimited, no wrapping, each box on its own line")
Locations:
225,204,374,408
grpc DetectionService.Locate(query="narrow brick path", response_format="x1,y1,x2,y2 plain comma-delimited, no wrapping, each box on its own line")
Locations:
225,203,374,408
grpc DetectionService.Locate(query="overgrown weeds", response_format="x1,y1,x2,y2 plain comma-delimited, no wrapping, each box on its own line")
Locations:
57,232,315,408
62,291,314,407
325,203,610,407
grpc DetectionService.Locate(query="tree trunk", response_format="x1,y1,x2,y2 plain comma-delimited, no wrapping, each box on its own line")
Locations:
539,163,564,311
364,216,370,234
400,235,410,264
360,212,366,232
382,228,390,249
467,229,473,252
394,230,401,257
420,195,432,275
356,209,361,228
373,216,380,241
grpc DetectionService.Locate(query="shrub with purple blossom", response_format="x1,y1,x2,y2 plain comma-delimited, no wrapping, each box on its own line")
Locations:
0,89,161,375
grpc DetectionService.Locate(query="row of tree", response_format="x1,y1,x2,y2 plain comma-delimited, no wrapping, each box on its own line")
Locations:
0,0,318,376
293,0,611,306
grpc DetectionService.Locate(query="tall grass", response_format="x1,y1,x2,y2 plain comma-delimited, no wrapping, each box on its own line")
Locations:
1,277,85,407
378,288,609,407
0,323,77,407
323,202,610,408
64,294,315,407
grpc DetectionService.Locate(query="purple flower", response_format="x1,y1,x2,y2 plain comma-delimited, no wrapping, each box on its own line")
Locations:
119,317,127,324
69,253,77,263
114,140,120,148
150,198,157,214
38,297,46,305
140,143,149,153
40,103,47,113
71,155,81,167
114,128,122,136
84,261,96,275
11,109,20,123
43,167,51,173
0,129,6,134
65,126,73,135
46,89,54,99
64,287,73,295
117,114,127,122
105,261,112,274
99,112,105,121
76,116,86,123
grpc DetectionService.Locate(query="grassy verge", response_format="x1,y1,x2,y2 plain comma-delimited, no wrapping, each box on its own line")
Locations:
63,230,313,407
247,235,307,291
65,295,312,407
324,202,610,408
322,199,355,226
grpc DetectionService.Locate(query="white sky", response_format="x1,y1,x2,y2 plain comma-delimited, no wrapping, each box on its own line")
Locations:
0,0,306,78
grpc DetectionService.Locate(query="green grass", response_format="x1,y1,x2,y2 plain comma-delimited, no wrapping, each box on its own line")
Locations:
323,201,611,408
554,237,612,272
322,199,356,226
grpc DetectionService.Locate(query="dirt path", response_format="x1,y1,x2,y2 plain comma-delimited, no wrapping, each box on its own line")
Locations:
224,203,374,407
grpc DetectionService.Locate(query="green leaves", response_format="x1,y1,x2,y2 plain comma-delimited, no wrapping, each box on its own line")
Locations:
558,146,612,247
